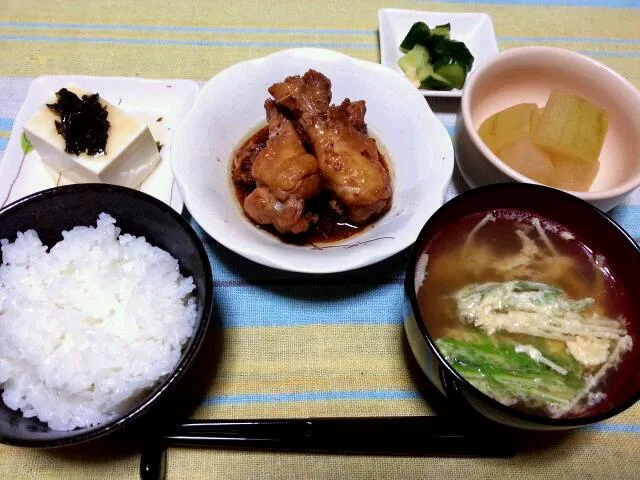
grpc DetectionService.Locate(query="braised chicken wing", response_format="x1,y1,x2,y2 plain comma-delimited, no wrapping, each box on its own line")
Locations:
243,187,311,234
268,70,391,224
242,99,320,234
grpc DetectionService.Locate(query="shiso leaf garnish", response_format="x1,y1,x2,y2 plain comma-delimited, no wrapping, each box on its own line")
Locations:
20,132,34,155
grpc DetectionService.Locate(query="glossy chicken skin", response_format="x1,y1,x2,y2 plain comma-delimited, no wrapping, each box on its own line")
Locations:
243,100,320,234
269,70,391,224
243,187,310,234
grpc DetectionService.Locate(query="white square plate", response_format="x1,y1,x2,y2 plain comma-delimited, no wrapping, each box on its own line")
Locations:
378,9,499,98
0,76,200,211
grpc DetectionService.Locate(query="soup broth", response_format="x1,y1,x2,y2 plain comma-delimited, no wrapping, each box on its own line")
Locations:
417,209,633,419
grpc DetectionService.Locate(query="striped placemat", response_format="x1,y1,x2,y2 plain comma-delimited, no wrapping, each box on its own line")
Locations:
1,1,639,478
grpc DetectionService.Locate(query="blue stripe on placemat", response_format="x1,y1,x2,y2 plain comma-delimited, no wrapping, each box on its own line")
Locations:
584,423,640,433
575,50,640,58
419,0,640,7
215,282,404,328
0,117,14,131
609,205,640,238
4,34,640,59
0,35,376,50
501,35,640,45
187,215,409,328
0,117,15,153
0,22,375,36
201,390,422,405
445,125,455,138
2,23,640,46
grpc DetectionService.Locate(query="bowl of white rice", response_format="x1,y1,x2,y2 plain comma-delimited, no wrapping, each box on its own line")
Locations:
0,184,213,447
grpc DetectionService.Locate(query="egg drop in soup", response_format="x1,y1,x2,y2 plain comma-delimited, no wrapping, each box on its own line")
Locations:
416,210,633,419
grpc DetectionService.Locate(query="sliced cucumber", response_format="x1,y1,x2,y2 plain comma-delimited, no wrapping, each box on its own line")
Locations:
399,22,431,53
416,63,434,82
420,72,454,91
398,22,474,90
434,61,466,89
432,39,474,71
432,23,451,39
397,45,431,86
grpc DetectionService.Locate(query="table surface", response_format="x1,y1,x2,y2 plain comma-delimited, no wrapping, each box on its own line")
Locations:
1,0,640,478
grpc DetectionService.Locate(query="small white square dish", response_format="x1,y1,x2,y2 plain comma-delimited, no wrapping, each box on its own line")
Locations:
0,76,200,212
378,9,499,98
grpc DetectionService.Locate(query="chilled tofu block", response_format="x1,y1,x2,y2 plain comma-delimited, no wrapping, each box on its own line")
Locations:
550,155,600,192
478,103,540,154
498,137,554,185
532,90,609,164
23,87,160,187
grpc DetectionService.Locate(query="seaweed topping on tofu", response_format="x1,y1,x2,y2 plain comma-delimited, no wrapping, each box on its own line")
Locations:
47,88,110,156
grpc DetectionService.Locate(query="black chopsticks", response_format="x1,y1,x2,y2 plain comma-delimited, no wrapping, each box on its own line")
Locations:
140,416,517,480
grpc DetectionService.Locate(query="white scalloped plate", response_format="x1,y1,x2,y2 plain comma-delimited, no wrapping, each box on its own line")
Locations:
172,48,454,273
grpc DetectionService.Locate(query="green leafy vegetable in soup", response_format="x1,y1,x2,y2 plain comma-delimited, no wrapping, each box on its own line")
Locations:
418,212,633,418
436,330,584,409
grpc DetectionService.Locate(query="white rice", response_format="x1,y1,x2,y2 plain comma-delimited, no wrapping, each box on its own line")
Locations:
0,213,197,431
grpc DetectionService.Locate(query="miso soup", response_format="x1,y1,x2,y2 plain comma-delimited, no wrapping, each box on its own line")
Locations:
416,209,633,419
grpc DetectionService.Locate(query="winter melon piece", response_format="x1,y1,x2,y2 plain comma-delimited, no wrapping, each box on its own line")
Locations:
532,90,609,164
550,154,600,191
498,138,554,185
478,103,540,154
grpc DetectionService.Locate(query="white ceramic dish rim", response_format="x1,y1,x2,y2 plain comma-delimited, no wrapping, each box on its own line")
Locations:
461,46,640,201
0,75,197,212
172,48,454,274
378,8,499,98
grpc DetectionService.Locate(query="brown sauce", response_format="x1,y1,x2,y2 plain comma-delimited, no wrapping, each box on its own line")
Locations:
231,125,390,245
